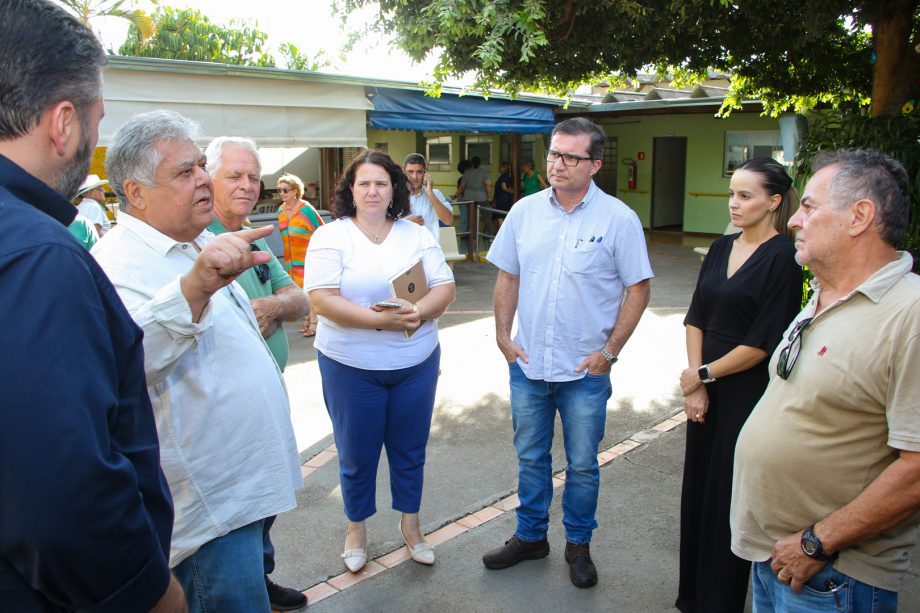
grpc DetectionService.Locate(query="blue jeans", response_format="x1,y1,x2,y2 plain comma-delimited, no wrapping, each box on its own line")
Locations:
173,520,270,613
509,362,611,545
752,560,897,613
262,515,276,576
318,347,440,521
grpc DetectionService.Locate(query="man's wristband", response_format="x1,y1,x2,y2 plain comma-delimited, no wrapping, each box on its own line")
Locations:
801,524,834,561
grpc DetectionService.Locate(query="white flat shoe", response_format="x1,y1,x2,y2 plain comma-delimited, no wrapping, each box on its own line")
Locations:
342,547,366,573
342,532,367,573
399,520,435,565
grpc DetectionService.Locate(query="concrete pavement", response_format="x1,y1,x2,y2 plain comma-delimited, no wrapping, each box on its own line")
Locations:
269,233,919,612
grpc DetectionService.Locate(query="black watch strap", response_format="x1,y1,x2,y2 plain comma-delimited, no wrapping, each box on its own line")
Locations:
801,524,833,561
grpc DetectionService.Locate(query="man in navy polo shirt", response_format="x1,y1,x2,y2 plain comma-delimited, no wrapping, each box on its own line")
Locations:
0,1,182,610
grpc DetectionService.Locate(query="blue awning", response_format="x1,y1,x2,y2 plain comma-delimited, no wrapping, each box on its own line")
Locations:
366,87,557,134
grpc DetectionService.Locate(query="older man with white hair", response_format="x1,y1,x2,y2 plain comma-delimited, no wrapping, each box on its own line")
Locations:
205,136,308,611
93,110,302,613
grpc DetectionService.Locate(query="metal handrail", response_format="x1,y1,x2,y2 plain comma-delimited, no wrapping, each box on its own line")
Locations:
475,204,508,261
451,200,476,259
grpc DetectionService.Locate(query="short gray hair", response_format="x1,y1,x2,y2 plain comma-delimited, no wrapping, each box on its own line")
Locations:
205,136,261,177
813,149,910,246
105,110,201,210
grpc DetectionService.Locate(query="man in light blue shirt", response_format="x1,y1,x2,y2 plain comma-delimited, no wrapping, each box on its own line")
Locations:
483,117,653,589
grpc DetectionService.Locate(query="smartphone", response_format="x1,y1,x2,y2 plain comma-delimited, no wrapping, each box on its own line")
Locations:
374,300,402,308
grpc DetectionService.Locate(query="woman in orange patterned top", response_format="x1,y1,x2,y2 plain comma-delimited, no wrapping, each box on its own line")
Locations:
278,174,324,334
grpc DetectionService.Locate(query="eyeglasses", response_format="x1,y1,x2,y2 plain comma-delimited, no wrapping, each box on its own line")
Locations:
278,187,293,194
776,317,813,380
546,150,593,167
250,243,271,284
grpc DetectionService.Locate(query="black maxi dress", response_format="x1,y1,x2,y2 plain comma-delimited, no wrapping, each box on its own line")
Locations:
675,233,802,613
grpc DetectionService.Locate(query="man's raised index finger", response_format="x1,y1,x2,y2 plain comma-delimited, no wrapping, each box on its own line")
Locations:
234,225,275,242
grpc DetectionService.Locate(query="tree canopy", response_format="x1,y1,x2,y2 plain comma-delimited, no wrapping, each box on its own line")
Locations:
338,0,919,116
119,6,276,67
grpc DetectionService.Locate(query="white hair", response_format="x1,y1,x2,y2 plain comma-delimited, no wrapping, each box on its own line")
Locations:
205,137,261,177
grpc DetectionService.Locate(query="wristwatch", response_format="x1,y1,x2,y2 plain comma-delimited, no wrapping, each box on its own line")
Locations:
601,349,618,365
801,525,833,561
698,364,716,383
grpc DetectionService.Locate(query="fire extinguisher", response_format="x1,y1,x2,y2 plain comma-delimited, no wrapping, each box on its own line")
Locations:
622,157,637,190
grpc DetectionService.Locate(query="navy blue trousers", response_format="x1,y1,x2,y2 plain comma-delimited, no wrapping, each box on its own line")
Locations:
318,346,440,521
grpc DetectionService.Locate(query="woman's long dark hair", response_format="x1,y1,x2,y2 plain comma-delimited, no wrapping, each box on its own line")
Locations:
735,157,799,240
332,150,412,220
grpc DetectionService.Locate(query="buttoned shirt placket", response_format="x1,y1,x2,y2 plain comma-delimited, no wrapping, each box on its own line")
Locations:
542,194,587,378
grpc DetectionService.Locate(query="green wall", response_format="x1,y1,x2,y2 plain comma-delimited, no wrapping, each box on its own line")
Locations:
599,111,781,233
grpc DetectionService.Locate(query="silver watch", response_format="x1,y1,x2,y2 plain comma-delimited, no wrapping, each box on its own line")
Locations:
601,349,618,365
698,364,716,383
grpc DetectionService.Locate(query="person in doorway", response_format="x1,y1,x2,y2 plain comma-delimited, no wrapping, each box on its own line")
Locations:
521,160,548,196
492,160,514,233
460,156,492,238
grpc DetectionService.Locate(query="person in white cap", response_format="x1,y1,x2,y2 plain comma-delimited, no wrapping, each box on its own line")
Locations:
75,173,111,236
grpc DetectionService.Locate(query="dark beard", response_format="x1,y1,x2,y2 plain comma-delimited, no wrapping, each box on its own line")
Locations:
56,121,95,200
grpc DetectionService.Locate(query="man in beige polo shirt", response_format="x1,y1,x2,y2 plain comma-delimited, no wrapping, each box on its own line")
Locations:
730,149,920,611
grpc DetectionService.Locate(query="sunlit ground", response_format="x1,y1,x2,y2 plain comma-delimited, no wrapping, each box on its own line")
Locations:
284,308,687,454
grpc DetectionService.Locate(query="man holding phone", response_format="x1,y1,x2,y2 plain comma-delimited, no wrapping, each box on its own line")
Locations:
404,153,453,238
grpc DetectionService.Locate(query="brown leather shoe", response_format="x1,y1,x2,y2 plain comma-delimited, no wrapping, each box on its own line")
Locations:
482,535,550,570
565,542,598,588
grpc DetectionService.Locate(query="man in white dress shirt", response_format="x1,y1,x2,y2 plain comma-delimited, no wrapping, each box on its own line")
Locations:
93,110,302,612
404,152,453,239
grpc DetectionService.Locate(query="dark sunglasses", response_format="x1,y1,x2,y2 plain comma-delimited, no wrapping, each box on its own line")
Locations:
776,317,813,380
249,243,271,284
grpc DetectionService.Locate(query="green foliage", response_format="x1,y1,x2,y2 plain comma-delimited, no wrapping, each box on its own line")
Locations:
337,0,911,114
795,105,920,271
57,0,155,41
119,6,275,67
279,43,331,72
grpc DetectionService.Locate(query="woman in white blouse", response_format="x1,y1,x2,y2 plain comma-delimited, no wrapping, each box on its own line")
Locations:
305,150,456,573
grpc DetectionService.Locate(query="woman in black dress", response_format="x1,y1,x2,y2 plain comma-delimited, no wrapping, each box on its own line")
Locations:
675,158,803,613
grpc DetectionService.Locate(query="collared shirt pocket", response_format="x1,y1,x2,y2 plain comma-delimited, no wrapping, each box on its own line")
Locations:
565,239,604,275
